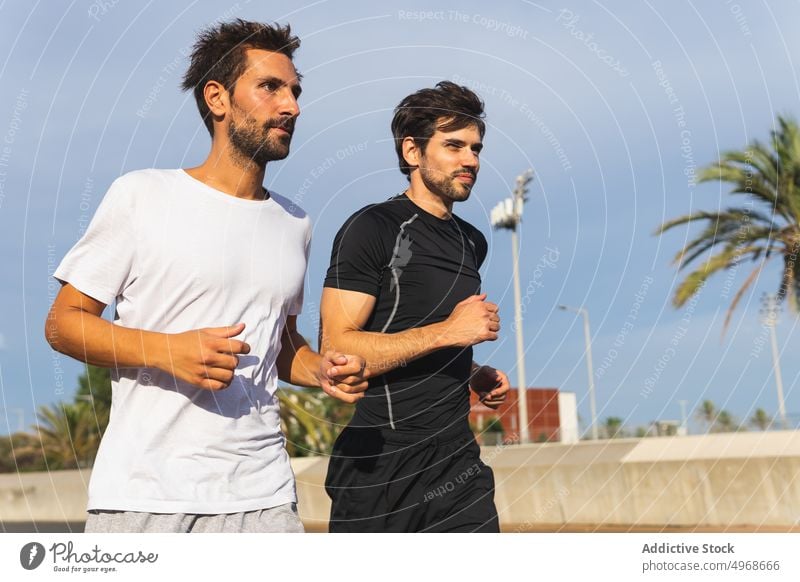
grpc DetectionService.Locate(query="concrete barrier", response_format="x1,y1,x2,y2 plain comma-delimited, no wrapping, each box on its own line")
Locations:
0,468,91,524
2,431,799,531
486,430,800,530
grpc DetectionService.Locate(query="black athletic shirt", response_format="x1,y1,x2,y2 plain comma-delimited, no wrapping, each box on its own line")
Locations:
323,193,488,432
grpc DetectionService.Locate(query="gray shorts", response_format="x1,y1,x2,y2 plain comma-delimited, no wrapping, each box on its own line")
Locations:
84,503,305,533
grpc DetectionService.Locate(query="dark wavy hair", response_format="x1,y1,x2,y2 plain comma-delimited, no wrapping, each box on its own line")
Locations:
181,19,300,136
391,81,486,179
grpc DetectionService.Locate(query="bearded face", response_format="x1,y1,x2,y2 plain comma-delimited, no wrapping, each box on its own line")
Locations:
227,99,296,167
417,162,476,202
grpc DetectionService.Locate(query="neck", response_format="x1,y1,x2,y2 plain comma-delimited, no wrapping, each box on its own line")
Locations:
185,139,267,200
406,174,453,219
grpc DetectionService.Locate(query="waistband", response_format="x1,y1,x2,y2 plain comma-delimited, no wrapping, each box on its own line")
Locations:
344,420,474,446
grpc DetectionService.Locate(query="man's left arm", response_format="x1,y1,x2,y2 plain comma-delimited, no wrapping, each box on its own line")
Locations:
276,315,367,403
469,361,510,409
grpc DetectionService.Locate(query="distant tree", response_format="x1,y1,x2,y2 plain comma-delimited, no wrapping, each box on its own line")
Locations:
750,408,772,431
0,433,46,473
278,387,336,457
603,416,625,439
75,365,112,435
653,421,679,436
318,390,356,433
31,401,100,469
5,363,352,470
22,365,112,471
715,410,741,433
479,416,506,446
485,417,504,433
696,400,718,433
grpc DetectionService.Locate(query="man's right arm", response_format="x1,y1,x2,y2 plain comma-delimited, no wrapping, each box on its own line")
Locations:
319,287,500,379
45,283,249,391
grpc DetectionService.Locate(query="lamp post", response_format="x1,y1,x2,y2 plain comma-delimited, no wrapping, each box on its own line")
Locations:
678,399,688,436
490,169,533,444
760,293,788,429
558,304,598,440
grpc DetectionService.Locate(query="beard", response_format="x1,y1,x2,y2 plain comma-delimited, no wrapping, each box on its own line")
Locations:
418,164,476,202
227,102,295,168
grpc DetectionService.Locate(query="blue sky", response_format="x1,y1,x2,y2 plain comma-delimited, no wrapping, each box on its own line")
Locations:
1,0,799,436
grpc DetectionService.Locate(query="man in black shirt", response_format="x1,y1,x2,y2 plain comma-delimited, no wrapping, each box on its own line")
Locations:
320,81,510,532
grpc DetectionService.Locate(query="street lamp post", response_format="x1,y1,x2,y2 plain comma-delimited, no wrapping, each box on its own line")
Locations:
558,304,598,440
760,293,788,429
678,399,688,436
491,170,533,444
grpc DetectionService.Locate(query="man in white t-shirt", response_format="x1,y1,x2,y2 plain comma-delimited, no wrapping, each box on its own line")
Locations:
45,19,367,533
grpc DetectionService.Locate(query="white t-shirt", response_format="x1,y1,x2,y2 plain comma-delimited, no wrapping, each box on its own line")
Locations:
54,168,311,514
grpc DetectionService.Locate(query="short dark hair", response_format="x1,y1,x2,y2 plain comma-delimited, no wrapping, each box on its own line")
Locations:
390,81,486,178
181,19,300,136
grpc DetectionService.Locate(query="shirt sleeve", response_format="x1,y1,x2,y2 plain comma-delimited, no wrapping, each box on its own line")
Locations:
53,175,137,305
323,207,389,297
288,222,312,316
473,228,488,270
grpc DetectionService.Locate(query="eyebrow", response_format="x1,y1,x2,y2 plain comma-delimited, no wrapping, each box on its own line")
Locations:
442,138,483,152
257,75,303,98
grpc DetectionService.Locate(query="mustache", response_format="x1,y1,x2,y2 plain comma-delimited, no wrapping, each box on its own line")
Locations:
265,116,296,135
452,168,476,179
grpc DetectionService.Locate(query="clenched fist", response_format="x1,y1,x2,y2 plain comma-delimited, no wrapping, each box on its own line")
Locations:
318,352,368,404
442,293,500,348
161,322,251,390
470,365,510,410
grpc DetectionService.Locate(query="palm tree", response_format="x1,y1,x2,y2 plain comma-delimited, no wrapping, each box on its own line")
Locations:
696,400,718,433
318,389,356,432
31,402,100,469
656,116,800,334
277,387,336,457
715,410,741,433
75,365,112,435
750,408,772,431
23,365,112,470
0,432,46,473
603,416,625,439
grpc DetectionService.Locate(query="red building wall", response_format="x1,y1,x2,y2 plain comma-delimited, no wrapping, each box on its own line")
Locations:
470,388,561,444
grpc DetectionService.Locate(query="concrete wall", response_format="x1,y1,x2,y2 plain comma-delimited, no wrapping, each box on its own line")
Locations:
0,468,92,524
2,431,799,531
485,430,800,530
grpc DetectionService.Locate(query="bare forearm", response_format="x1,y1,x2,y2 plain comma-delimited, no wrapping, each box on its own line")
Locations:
276,330,321,387
46,307,168,370
322,322,450,378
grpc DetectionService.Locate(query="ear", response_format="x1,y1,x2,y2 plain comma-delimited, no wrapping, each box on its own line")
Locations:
203,80,230,121
401,136,421,172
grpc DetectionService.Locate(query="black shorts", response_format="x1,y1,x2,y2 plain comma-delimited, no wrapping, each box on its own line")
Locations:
325,423,499,532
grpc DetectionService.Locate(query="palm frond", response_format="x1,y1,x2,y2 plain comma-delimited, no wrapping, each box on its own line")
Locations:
672,245,761,307
659,209,776,269
657,116,800,327
780,248,800,312
33,402,99,469
277,388,336,456
721,261,769,339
